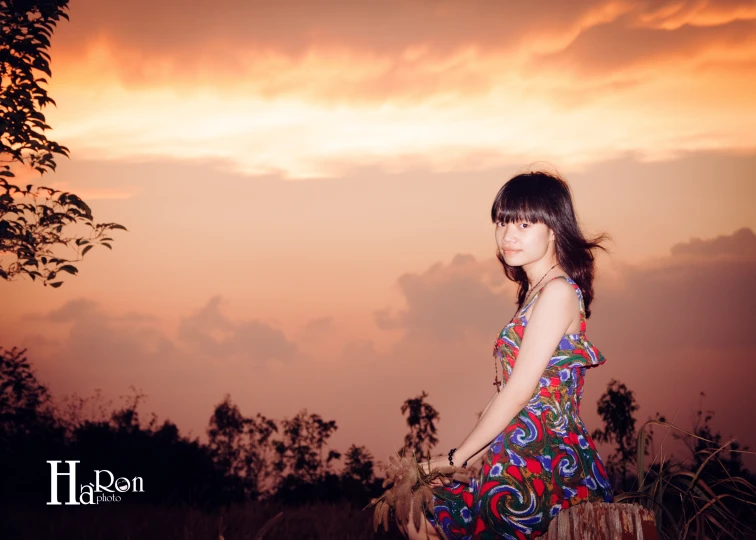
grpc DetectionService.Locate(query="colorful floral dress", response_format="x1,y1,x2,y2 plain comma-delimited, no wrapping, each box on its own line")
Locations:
425,276,613,539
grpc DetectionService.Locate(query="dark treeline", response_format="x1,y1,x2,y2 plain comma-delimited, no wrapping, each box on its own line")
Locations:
2,347,756,538
1,347,448,515
0,346,398,511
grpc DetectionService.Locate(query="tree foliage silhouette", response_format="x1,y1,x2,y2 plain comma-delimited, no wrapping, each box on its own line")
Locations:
342,443,375,485
0,345,57,440
1,346,64,505
400,390,439,460
591,378,639,489
339,443,381,507
273,409,340,484
207,394,278,499
0,0,125,286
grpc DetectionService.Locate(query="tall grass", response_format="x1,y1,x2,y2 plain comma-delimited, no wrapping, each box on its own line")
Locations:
1,501,403,540
616,420,756,539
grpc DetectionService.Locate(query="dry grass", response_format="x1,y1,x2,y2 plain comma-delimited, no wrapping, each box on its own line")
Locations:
0,500,404,540
366,453,470,535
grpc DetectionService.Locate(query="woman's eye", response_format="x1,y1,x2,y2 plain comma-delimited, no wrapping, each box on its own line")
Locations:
519,222,530,229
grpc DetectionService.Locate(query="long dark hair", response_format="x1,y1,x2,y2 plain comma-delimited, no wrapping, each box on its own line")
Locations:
490,171,609,318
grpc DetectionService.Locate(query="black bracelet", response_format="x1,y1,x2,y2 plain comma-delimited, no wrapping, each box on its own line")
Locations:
448,448,468,467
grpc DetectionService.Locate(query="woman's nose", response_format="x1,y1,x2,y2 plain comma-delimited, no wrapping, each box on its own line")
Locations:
500,224,516,244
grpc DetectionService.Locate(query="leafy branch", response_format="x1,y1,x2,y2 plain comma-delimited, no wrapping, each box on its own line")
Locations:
0,0,126,286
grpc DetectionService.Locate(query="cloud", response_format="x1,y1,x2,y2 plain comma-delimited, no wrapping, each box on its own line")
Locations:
11,294,310,443
177,296,298,363
300,316,334,335
296,316,336,346
670,227,756,259
374,253,515,342
634,0,756,30
59,1,618,59
54,0,755,90
59,1,755,59
16,299,178,402
592,227,756,351
535,17,756,78
24,295,300,375
34,298,99,322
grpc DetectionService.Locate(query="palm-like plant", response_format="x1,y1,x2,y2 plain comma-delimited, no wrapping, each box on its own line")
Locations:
617,419,756,539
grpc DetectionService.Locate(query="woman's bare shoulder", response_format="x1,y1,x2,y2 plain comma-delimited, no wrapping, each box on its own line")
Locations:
538,276,575,299
525,276,576,319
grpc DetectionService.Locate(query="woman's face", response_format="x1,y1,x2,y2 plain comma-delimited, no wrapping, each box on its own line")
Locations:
494,219,554,267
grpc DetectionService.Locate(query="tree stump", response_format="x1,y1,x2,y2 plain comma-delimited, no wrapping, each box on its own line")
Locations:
545,502,658,539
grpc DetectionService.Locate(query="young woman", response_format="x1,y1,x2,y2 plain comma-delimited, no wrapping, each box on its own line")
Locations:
403,171,614,539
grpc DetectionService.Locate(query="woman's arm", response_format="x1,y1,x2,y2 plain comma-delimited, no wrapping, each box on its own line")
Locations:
463,439,491,466
451,279,578,465
476,391,497,425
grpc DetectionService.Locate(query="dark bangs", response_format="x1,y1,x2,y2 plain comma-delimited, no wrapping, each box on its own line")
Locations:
490,174,559,227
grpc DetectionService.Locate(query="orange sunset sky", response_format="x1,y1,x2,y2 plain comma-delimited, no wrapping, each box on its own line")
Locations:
2,0,756,471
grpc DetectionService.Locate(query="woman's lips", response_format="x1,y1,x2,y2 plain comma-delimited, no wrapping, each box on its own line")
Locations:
502,249,521,254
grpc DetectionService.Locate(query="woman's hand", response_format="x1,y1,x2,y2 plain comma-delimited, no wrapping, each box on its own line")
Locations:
419,455,450,488
419,455,449,475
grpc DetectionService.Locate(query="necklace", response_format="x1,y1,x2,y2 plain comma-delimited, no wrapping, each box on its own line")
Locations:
492,263,559,392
